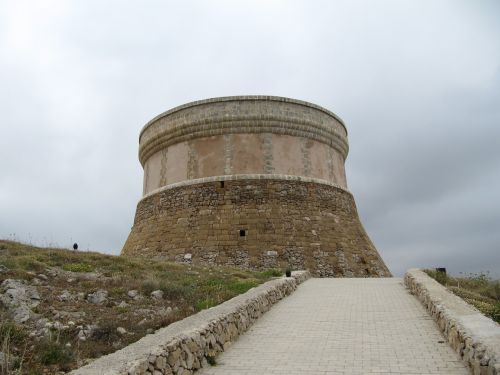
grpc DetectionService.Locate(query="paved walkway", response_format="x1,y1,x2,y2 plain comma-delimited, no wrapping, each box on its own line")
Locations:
200,278,468,375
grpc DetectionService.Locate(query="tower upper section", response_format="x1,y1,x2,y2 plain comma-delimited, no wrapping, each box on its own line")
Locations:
139,96,349,196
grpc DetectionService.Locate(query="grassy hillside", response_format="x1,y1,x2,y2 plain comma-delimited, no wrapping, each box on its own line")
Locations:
0,240,281,374
424,269,500,323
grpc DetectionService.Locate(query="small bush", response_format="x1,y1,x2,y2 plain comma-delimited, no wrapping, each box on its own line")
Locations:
39,341,73,365
62,263,93,272
206,355,217,366
225,280,258,294
196,298,218,311
141,280,160,295
257,269,282,278
161,283,193,300
424,269,448,285
91,321,119,344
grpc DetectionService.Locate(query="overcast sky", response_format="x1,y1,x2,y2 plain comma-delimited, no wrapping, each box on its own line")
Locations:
1,0,499,277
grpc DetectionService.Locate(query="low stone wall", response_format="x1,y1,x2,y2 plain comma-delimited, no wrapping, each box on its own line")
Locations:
405,269,500,375
71,271,310,375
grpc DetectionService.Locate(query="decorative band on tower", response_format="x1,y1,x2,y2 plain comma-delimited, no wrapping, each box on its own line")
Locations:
122,96,391,277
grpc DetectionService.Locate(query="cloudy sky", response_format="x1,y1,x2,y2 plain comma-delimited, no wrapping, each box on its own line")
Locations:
1,0,499,277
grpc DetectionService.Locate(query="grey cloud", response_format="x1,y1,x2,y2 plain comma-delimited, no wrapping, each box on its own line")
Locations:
0,0,499,277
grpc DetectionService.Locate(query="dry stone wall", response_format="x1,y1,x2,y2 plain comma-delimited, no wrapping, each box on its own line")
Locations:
122,175,391,277
70,271,310,375
405,269,500,375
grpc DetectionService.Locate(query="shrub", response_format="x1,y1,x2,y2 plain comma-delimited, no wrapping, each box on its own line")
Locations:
424,269,448,285
196,298,218,311
39,341,73,365
62,263,93,272
257,269,282,279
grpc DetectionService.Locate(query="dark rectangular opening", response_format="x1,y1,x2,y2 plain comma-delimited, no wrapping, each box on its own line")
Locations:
220,181,225,188
239,229,246,237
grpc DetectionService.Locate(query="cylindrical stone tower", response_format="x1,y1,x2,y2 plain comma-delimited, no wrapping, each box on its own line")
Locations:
122,96,391,277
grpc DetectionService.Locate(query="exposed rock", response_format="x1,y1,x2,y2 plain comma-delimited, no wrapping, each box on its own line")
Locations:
157,306,173,317
45,268,58,277
77,324,97,341
0,264,9,273
116,327,127,335
37,274,48,280
150,290,164,300
0,279,40,323
118,301,129,308
86,290,108,305
58,290,73,302
128,290,142,300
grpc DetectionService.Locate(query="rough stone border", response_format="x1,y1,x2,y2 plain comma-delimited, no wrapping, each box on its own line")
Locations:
71,271,310,375
405,269,500,375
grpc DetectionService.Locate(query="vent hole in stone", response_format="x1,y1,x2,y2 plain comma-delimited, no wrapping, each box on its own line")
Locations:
239,229,246,237
220,181,225,188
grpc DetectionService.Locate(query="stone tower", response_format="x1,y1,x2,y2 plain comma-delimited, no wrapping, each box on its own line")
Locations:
122,96,391,277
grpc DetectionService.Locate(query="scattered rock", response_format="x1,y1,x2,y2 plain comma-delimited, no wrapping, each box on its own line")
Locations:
37,274,48,280
157,306,173,317
128,290,142,300
118,301,129,308
58,290,73,302
77,330,86,341
77,324,97,341
151,290,164,300
45,268,58,277
86,290,108,305
135,308,154,317
116,327,127,335
0,279,40,323
0,264,9,273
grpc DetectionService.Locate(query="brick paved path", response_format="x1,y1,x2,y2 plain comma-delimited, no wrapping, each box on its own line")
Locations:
200,278,468,375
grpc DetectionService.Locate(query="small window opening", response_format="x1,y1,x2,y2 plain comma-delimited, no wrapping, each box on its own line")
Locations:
239,229,246,237
220,181,225,188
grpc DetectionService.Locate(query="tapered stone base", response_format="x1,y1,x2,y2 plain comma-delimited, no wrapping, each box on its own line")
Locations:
122,176,391,277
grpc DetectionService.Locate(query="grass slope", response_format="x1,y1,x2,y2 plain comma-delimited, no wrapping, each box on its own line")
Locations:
0,240,281,374
424,269,500,324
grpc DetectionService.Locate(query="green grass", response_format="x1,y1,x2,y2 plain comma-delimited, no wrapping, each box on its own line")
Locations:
62,262,94,272
424,269,500,323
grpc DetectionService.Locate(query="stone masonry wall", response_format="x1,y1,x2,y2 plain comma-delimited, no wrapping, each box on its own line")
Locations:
122,176,391,277
405,269,500,375
70,271,310,375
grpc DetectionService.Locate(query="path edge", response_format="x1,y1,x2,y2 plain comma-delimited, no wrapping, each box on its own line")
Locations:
71,270,310,375
405,268,500,375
